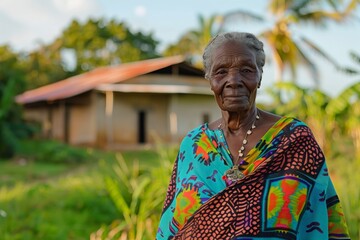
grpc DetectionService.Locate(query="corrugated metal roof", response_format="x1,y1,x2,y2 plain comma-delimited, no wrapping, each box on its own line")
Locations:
16,55,185,104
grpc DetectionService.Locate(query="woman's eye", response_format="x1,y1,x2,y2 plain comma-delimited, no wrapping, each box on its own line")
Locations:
241,68,252,73
215,69,227,75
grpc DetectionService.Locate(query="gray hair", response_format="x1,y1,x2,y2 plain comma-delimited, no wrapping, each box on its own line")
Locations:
202,32,265,79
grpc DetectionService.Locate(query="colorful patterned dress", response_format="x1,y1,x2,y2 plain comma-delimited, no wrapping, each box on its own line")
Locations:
156,117,350,239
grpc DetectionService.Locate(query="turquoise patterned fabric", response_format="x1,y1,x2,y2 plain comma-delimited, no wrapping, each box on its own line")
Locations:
157,117,349,239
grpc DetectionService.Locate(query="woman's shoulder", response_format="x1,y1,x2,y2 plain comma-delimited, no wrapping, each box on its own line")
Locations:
273,114,315,139
258,110,313,135
259,110,307,126
179,123,208,145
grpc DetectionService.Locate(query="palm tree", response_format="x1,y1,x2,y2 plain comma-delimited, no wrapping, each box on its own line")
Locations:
218,0,359,86
163,15,220,68
328,51,360,159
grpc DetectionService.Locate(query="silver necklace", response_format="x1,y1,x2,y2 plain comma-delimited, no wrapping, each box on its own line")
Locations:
219,111,260,182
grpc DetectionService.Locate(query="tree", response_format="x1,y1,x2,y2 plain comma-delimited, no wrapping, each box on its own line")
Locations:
58,18,160,75
22,42,68,89
163,15,219,68
0,46,28,158
22,18,160,90
218,0,359,86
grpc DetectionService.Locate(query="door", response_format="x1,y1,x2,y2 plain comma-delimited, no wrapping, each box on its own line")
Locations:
138,110,146,143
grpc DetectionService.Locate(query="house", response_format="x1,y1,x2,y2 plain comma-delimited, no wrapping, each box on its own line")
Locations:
16,56,220,149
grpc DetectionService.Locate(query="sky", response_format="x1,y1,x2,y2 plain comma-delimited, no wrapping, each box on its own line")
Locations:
0,0,359,98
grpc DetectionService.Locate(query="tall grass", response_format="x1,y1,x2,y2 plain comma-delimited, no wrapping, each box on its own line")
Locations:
91,145,176,240
328,157,360,239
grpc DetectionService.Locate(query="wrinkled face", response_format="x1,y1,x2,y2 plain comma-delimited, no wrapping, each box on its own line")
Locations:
208,40,261,113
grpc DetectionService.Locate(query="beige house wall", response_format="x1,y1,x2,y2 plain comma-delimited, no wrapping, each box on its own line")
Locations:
168,94,220,142
68,103,97,145
95,92,170,145
21,92,219,148
47,104,64,141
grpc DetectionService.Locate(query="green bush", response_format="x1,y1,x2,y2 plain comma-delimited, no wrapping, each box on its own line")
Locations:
18,139,95,164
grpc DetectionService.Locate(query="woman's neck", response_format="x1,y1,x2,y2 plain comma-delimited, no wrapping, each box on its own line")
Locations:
221,108,258,133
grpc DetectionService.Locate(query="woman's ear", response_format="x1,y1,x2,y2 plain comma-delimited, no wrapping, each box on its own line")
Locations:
258,77,262,89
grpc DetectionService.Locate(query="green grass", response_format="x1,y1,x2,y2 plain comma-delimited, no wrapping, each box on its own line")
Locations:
0,170,118,240
327,157,360,239
0,139,160,240
0,161,69,187
0,162,119,240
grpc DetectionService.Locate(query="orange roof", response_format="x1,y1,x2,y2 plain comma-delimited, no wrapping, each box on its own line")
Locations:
16,56,185,104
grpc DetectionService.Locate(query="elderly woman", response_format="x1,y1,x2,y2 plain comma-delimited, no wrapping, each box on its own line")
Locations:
156,32,349,239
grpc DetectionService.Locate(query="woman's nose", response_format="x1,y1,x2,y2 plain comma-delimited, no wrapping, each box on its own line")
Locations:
226,71,243,88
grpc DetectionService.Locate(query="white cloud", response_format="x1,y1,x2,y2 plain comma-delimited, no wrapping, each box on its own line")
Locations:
53,0,98,15
0,0,101,51
134,5,147,17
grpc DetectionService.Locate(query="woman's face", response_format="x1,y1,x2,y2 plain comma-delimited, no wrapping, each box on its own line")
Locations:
208,40,261,113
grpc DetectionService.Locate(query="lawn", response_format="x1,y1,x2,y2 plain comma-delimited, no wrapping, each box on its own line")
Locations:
0,139,161,240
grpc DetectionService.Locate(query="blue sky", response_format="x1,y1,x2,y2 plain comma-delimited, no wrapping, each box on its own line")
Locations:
0,0,359,98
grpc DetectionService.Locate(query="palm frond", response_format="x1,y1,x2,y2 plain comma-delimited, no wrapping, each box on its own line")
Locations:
337,51,360,75
296,11,344,26
291,0,314,12
326,81,360,116
338,66,359,75
301,36,339,68
259,31,285,80
350,51,360,65
326,0,342,11
218,10,264,32
268,0,293,16
293,43,319,86
344,0,359,16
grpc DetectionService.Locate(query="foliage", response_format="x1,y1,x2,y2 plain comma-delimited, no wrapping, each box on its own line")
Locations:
0,160,68,187
24,140,95,164
0,46,30,158
0,140,120,240
266,80,360,160
267,82,333,154
327,51,360,158
57,18,159,75
15,18,160,90
327,156,360,239
163,15,219,68
91,145,176,240
0,173,118,240
22,43,68,89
